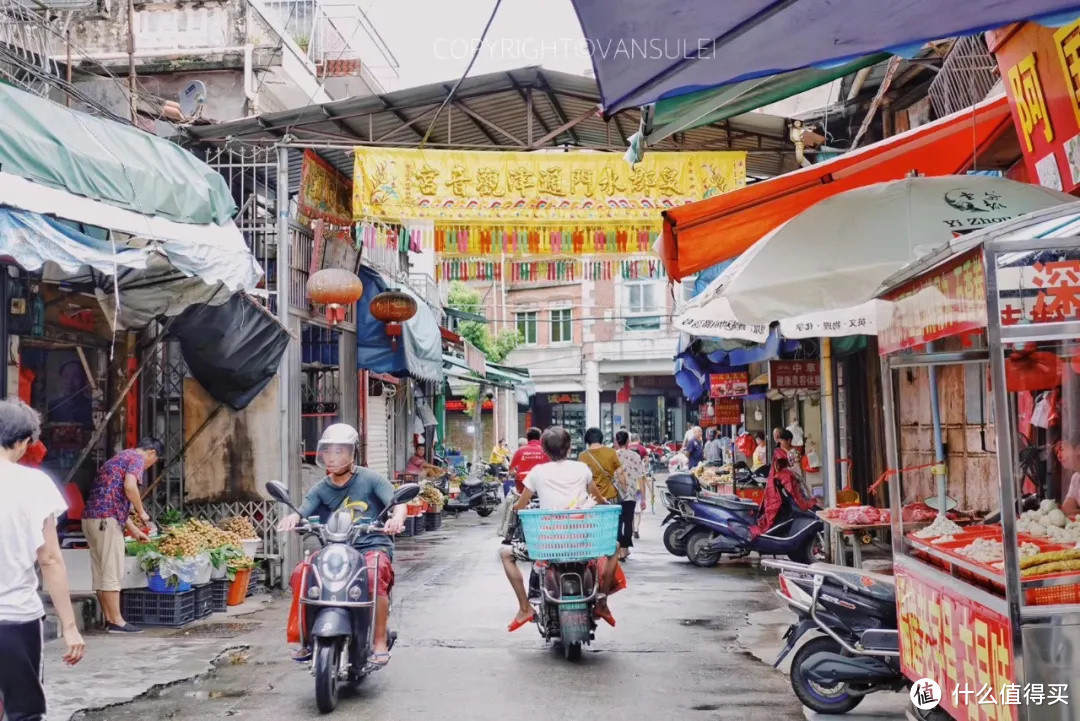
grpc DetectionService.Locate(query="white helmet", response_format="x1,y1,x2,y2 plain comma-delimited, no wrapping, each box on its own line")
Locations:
316,423,359,474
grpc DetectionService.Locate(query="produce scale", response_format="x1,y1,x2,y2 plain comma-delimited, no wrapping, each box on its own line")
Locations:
877,227,1080,721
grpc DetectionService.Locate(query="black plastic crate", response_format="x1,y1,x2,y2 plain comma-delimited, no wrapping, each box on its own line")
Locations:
412,515,425,536
210,580,230,613
246,568,264,598
425,511,442,531
121,589,196,628
401,516,415,537
193,584,213,619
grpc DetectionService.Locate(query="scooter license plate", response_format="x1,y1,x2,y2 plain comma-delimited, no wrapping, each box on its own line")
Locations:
559,606,589,629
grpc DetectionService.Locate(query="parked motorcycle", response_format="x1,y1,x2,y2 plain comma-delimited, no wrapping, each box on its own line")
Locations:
266,480,420,713
445,464,501,517
663,471,825,566
658,464,767,558
763,559,906,715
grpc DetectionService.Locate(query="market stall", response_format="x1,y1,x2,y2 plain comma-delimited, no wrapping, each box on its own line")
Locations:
878,204,1080,720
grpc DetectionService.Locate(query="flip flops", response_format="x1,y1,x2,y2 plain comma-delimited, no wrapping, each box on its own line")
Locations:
367,651,391,669
507,611,535,632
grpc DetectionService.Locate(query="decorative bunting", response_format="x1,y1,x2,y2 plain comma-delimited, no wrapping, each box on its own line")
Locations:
434,257,668,283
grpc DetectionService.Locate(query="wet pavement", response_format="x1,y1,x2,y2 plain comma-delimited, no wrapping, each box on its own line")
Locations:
70,508,806,721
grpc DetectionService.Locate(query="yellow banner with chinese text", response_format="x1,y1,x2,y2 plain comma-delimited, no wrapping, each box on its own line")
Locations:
351,147,746,228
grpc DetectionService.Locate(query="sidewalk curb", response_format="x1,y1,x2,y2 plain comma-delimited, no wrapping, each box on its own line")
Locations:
65,645,249,721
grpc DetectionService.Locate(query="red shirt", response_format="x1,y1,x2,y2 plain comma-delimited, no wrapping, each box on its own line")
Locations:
509,440,549,493
628,442,648,460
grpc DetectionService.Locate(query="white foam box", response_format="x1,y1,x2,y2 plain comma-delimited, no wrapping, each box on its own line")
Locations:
61,549,146,594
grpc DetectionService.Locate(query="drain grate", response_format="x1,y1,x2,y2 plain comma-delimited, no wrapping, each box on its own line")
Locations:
169,622,261,639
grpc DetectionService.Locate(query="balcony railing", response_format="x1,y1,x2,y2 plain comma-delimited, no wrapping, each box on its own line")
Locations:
928,35,1000,119
260,0,397,83
408,273,444,320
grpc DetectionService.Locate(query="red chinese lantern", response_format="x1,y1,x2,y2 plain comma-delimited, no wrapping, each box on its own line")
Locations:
369,290,417,323
307,268,363,325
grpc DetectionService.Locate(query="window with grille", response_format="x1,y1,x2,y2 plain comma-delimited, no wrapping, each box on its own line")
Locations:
550,308,572,343
625,281,662,331
516,311,537,344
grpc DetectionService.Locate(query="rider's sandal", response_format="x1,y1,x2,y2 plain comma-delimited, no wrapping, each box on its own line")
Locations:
291,647,313,662
507,611,535,632
366,651,391,669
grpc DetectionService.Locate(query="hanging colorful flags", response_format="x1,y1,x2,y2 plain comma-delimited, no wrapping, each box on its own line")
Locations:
434,257,668,284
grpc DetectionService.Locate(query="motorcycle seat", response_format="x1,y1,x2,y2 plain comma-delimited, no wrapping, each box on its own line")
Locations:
460,477,485,488
697,492,758,512
811,562,895,602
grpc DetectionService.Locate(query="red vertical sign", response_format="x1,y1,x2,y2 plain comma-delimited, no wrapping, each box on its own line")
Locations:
989,21,1080,194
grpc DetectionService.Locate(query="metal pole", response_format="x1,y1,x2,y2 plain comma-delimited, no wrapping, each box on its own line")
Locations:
276,145,297,580
65,29,73,108
127,0,138,123
925,341,948,511
820,337,840,562
982,244,1027,709
882,357,902,557
0,266,8,399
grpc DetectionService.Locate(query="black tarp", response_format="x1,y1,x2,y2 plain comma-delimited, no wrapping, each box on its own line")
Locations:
170,293,289,410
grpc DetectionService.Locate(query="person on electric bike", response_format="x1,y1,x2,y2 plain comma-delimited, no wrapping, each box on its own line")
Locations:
750,448,816,539
502,427,619,632
278,424,407,667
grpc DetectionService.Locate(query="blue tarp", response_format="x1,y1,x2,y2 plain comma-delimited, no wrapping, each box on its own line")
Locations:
570,0,1080,114
674,328,800,401
355,265,442,382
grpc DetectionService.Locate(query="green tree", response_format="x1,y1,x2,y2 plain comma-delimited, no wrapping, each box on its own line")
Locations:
447,281,521,363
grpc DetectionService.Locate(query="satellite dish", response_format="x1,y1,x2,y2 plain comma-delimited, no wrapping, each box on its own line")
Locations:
178,80,207,117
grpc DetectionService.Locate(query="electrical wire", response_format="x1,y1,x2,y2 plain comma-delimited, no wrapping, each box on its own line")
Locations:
418,0,502,148
3,8,155,119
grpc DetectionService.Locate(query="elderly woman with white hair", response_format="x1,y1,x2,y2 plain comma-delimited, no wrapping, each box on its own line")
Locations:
684,426,705,470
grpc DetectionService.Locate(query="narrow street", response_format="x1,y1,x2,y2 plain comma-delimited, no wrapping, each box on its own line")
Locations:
75,510,804,721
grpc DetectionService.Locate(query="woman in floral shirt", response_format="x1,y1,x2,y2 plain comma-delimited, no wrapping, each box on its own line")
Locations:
614,430,648,560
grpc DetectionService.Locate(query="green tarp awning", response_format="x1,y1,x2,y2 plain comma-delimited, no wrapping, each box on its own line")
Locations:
0,85,236,225
644,54,889,146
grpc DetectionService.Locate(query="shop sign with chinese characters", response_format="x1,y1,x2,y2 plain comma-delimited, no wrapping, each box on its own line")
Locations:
352,147,746,227
699,400,742,427
988,20,1080,193
895,558,1017,721
878,250,988,355
769,360,821,390
709,372,749,398
546,393,584,405
998,256,1080,326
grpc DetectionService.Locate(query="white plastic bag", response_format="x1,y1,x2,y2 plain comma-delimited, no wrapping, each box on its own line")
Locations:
192,552,213,585
160,555,203,585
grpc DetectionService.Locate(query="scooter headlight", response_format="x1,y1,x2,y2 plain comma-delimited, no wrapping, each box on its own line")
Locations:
318,545,352,585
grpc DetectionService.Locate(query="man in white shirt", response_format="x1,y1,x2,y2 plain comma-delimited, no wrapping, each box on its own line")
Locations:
501,427,608,632
0,399,85,721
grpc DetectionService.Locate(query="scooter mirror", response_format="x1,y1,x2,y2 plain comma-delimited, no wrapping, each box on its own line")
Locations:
265,481,292,505
391,483,421,506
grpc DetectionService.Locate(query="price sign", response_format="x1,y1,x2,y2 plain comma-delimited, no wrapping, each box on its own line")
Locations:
709,372,749,398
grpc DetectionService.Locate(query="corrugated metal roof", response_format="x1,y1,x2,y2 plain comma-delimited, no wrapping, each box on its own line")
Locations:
188,66,796,180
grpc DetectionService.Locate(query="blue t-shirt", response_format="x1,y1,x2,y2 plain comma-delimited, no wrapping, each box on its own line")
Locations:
297,468,395,556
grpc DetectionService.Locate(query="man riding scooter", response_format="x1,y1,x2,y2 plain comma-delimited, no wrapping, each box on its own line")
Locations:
278,424,407,667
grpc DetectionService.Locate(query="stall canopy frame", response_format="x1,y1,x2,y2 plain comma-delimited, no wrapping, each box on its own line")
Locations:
880,230,1080,715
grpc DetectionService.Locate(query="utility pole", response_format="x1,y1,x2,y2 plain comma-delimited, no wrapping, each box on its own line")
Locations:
127,0,137,122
